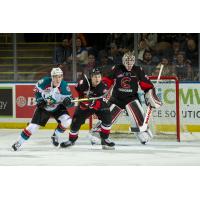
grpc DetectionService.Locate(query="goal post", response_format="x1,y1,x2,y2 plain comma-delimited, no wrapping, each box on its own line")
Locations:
149,76,180,142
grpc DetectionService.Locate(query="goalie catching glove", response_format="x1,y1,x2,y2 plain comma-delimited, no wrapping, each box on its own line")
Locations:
144,88,162,108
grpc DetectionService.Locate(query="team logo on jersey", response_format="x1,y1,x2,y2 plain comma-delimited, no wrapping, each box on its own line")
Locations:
16,96,27,107
121,77,131,89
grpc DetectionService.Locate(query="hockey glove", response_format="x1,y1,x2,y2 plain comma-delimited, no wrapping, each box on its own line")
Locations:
89,100,101,110
37,98,47,109
144,88,162,109
63,97,74,108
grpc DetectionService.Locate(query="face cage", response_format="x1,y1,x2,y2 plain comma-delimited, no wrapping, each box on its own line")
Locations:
123,58,135,70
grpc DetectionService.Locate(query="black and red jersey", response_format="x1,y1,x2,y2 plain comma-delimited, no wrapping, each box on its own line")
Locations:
75,75,109,110
102,64,154,101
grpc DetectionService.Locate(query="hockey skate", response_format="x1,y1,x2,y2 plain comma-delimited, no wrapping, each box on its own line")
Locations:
101,138,115,150
51,133,59,147
12,141,21,151
60,140,75,148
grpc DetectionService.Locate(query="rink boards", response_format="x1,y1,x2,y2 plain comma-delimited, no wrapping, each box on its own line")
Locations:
0,82,200,135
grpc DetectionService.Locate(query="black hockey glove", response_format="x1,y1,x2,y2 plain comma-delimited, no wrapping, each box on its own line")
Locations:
63,97,74,108
37,99,47,109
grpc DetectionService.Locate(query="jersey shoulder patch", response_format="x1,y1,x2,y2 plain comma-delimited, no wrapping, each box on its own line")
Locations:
37,77,51,89
60,80,71,95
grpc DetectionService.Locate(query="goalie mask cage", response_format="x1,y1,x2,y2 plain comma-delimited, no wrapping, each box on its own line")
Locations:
89,76,180,142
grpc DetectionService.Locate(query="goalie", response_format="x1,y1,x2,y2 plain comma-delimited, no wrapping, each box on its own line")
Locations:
12,67,74,151
90,51,162,145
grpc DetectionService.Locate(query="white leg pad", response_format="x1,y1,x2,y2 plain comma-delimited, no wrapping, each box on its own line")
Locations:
135,129,153,144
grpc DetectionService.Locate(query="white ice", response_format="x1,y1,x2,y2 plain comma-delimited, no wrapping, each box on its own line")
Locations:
0,129,200,166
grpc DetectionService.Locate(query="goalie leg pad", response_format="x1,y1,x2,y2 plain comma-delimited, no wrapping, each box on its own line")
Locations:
126,99,144,127
110,104,124,124
135,129,153,145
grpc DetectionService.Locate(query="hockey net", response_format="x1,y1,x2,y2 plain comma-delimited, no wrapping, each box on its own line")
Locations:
90,76,180,142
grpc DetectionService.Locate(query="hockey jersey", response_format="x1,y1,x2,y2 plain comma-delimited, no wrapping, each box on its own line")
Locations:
75,75,109,110
34,77,72,112
102,64,154,100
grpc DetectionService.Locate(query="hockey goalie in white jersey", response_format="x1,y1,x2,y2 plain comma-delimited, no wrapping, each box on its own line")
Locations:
12,67,74,151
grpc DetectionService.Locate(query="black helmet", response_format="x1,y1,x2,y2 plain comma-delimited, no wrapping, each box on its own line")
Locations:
90,67,102,77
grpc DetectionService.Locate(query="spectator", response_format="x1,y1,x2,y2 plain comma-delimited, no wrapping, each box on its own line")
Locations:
83,53,97,76
185,38,198,67
77,33,87,47
53,38,71,65
68,37,88,66
140,33,158,50
138,39,149,61
172,51,193,81
170,41,182,64
138,50,157,75
108,42,122,65
151,57,175,77
97,50,113,67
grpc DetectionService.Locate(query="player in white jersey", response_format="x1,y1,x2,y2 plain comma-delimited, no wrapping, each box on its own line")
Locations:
12,67,74,151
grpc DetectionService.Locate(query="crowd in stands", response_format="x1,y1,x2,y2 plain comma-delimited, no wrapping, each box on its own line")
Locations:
52,33,199,81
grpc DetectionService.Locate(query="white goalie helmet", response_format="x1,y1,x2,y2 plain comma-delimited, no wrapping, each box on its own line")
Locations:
122,51,135,71
51,67,63,77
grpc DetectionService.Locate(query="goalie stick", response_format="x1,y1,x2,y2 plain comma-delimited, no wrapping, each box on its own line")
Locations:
131,64,164,132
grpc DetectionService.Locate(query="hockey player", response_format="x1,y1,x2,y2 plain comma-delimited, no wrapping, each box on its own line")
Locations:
60,68,115,150
90,51,162,144
12,67,74,151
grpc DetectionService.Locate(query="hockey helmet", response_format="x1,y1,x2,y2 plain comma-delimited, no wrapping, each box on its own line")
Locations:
51,67,63,77
122,51,135,71
90,67,102,77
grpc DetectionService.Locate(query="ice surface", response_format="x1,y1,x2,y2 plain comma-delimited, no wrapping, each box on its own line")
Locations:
0,129,200,166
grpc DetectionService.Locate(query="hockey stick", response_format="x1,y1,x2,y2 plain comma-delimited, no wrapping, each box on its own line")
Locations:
71,74,112,103
83,73,90,97
131,64,164,132
71,95,106,103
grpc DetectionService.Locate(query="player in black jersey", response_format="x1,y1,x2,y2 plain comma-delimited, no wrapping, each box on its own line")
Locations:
90,51,162,144
60,68,115,150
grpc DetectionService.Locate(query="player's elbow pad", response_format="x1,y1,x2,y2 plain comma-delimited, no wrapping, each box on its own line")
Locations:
144,88,162,108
